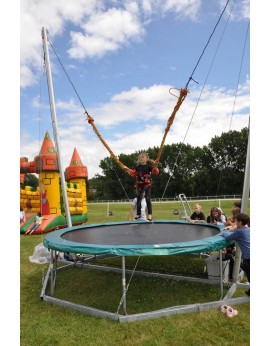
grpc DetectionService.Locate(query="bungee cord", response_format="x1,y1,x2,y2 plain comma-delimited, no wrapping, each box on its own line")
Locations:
229,21,250,131
162,0,237,198
214,19,250,198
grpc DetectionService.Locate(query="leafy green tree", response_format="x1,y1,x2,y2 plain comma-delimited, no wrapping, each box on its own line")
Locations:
21,173,39,190
88,127,249,199
207,127,249,194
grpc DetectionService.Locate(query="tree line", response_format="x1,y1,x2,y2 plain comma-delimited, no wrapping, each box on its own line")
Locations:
88,127,249,200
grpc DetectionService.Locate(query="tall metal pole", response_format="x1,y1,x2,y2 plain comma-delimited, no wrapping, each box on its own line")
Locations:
232,126,250,281
41,27,72,227
122,256,127,314
240,128,250,214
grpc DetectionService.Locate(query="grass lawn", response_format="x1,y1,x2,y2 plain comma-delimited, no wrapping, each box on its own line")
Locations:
20,199,250,346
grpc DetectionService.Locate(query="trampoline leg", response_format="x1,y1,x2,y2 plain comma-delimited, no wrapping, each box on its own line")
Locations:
219,249,224,299
50,250,54,296
122,256,127,315
50,250,57,296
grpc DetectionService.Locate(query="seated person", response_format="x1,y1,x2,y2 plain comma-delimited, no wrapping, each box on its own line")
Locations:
20,207,26,223
25,212,45,235
207,207,226,225
189,203,206,223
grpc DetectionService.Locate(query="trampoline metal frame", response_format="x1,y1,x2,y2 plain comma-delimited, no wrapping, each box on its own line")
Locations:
40,249,249,323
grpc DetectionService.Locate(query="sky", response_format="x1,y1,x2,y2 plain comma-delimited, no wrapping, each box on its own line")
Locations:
19,0,251,179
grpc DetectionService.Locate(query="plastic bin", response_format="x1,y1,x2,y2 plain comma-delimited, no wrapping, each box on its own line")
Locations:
205,253,229,281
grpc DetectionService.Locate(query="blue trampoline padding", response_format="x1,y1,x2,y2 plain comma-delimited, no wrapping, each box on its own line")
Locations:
43,220,229,256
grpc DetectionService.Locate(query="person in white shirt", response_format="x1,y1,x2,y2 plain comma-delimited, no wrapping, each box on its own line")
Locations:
128,197,147,221
20,207,26,223
25,212,45,235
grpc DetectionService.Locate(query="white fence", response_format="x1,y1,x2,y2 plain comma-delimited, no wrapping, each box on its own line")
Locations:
88,195,243,205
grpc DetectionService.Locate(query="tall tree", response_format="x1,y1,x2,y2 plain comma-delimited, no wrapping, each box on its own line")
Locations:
207,127,249,194
87,128,248,200
21,174,39,190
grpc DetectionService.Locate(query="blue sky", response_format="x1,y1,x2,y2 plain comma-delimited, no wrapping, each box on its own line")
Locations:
20,0,250,178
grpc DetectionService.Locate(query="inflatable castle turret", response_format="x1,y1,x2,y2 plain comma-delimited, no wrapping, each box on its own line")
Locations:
65,148,88,224
36,131,61,216
20,131,89,234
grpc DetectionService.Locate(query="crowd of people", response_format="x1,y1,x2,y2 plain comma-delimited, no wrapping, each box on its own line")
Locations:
187,201,250,296
126,191,249,294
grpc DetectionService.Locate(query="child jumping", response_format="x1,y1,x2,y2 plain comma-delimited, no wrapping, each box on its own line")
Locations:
127,151,159,222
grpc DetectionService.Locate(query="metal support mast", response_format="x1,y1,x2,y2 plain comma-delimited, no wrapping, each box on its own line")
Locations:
41,27,72,227
232,126,250,281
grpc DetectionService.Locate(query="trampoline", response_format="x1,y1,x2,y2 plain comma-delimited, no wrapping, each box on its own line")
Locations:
43,220,228,256
41,220,249,322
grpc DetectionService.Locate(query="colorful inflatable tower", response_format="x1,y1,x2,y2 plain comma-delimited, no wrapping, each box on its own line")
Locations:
20,131,89,234
36,131,61,216
65,148,88,224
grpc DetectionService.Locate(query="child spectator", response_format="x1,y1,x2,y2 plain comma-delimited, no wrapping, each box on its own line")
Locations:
25,212,44,235
224,201,241,228
207,207,226,225
220,213,250,295
189,203,206,223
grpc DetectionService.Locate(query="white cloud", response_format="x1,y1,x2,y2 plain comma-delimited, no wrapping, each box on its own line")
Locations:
68,32,120,59
20,65,37,88
20,0,98,87
138,0,202,19
20,0,205,88
162,0,201,19
68,8,144,59
219,0,250,21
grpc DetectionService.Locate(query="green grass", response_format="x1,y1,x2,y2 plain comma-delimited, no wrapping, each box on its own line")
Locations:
21,200,250,346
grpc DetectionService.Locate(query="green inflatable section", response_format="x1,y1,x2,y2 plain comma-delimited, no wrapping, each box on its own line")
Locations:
20,213,88,234
71,213,88,224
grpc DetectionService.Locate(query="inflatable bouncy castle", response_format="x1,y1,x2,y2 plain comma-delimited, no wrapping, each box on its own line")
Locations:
20,131,88,234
